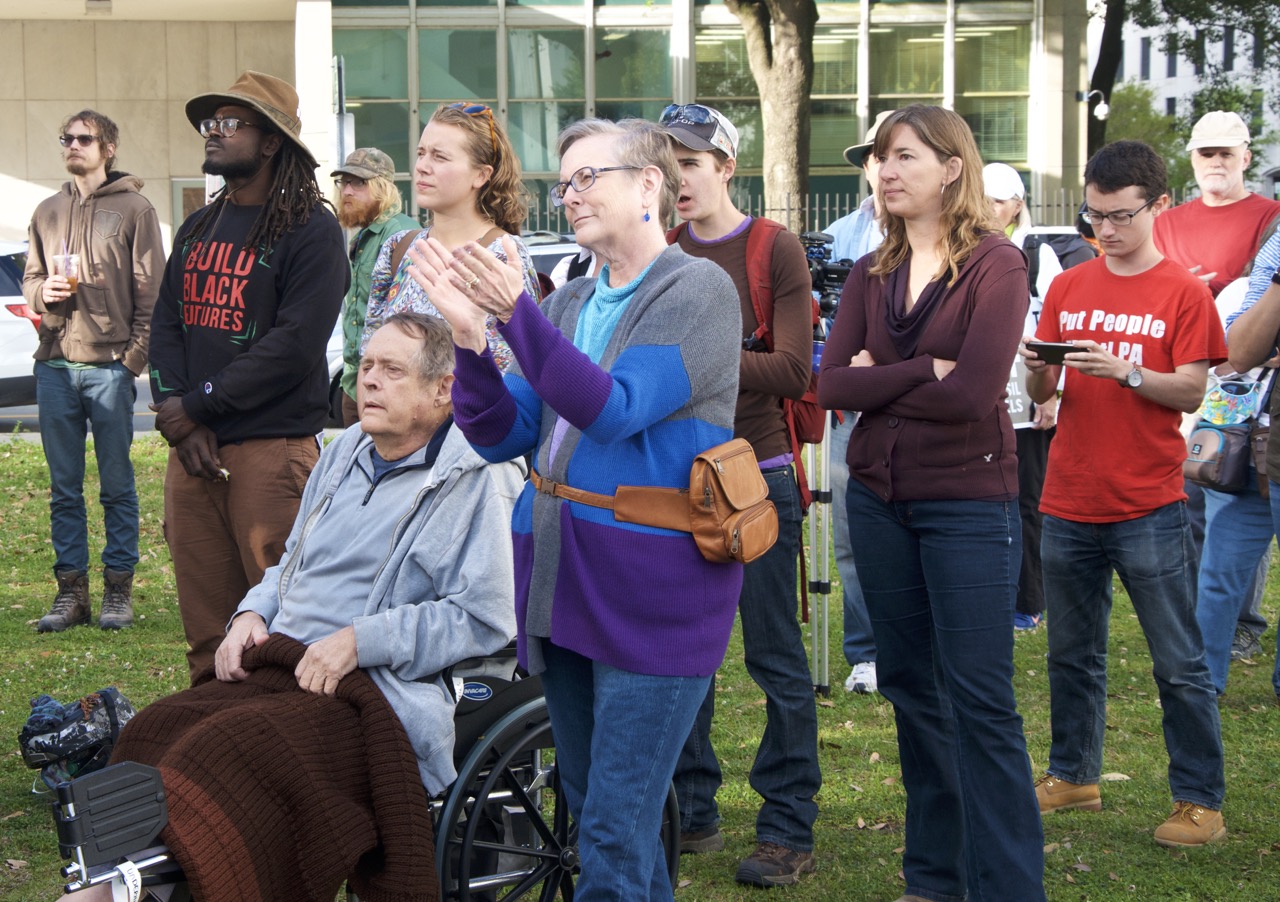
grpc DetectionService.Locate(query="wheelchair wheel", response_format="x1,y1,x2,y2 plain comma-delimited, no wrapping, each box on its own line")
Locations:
435,697,680,901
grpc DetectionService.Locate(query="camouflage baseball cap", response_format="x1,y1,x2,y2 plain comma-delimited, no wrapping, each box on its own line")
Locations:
331,147,396,181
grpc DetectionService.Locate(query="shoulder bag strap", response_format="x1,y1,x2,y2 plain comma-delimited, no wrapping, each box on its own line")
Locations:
388,228,424,277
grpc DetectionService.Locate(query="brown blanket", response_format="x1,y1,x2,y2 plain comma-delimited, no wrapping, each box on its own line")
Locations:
111,634,438,902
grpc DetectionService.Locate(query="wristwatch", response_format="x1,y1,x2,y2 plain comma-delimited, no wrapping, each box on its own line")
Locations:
1123,364,1143,389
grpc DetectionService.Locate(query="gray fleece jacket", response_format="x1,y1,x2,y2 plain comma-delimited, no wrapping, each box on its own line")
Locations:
236,423,524,794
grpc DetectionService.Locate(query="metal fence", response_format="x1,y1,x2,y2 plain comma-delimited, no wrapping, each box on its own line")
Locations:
520,187,1195,236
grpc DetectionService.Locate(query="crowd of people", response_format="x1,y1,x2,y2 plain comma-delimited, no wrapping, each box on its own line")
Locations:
22,65,1280,901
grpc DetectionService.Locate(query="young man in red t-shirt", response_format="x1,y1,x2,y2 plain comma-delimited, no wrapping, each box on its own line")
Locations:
1022,140,1228,848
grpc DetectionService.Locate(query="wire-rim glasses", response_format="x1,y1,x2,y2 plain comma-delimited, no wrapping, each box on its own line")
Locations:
549,166,642,207
199,118,262,139
1080,195,1158,227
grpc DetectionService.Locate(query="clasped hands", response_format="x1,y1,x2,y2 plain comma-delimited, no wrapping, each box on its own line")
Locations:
215,611,359,698
150,396,225,481
406,235,526,353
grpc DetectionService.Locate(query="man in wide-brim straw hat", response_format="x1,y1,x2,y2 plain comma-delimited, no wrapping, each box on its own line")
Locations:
147,70,350,683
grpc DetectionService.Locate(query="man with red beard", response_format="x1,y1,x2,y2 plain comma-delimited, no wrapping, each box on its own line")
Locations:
332,148,417,426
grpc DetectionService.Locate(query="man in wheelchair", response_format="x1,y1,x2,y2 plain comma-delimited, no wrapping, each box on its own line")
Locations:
60,312,523,902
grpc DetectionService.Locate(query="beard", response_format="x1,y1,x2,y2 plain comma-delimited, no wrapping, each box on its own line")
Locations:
203,154,262,181
65,158,92,177
338,195,382,230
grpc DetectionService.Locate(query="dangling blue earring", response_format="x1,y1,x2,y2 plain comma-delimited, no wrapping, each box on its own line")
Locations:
643,211,651,222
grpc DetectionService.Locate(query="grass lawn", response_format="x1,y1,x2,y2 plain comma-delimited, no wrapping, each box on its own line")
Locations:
1,433,1277,901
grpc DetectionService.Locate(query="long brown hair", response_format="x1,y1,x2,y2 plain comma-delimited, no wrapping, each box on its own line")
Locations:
429,104,528,235
869,105,991,286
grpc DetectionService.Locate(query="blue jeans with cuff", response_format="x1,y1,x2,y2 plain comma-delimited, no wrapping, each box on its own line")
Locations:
540,642,709,901
846,480,1045,902
674,466,820,851
1042,503,1225,810
36,360,139,575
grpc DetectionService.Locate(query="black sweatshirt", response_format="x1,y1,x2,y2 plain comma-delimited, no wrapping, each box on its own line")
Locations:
149,201,348,443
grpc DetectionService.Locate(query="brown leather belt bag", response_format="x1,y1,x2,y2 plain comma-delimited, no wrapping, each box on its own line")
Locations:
531,438,778,564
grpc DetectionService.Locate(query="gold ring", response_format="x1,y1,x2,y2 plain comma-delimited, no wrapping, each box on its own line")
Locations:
466,276,479,291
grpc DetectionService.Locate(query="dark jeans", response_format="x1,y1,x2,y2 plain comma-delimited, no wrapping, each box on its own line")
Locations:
36,360,139,575
1015,426,1053,618
1042,504,1225,809
673,466,820,851
846,480,1045,902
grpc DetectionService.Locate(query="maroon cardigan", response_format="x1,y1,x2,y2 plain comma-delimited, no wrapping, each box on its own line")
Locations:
817,233,1028,502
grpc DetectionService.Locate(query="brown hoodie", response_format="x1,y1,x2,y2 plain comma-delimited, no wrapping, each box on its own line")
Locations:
23,173,164,375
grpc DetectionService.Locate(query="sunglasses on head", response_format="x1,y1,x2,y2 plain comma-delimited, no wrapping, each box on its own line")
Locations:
447,102,498,153
198,118,262,139
59,134,98,148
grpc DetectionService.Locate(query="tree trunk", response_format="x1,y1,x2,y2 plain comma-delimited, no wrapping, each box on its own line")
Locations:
726,0,818,231
1088,0,1127,158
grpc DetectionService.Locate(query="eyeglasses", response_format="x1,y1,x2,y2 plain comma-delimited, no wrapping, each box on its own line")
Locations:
1080,196,1158,226
59,134,98,148
659,104,717,126
549,166,641,207
447,102,498,153
198,118,262,139
334,176,367,190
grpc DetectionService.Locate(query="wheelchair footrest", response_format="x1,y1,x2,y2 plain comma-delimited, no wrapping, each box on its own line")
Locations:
54,761,169,868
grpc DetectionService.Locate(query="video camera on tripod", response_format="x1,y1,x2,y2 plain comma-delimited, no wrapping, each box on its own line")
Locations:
800,231,852,320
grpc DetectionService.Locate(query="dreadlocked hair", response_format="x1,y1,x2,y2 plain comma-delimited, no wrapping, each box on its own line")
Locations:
181,142,331,258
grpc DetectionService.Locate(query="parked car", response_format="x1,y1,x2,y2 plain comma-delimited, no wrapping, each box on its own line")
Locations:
0,240,39,408
326,318,344,427
523,230,582,291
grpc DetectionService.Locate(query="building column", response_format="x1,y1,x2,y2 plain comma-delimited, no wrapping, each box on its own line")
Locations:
295,0,336,176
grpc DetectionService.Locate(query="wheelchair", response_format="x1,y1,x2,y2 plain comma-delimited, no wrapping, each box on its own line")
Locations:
50,650,682,901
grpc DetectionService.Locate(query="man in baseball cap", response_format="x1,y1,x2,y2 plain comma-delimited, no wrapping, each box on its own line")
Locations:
824,110,895,700
1154,109,1280,298
330,148,416,426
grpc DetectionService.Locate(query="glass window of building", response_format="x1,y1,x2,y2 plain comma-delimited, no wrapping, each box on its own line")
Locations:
694,30,762,168
955,24,1030,165
419,29,499,103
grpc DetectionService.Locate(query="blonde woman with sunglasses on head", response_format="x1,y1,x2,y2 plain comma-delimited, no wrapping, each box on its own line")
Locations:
360,103,540,376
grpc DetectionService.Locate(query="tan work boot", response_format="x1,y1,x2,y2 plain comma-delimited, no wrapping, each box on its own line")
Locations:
99,568,135,630
1153,801,1226,848
37,570,91,632
1034,773,1102,813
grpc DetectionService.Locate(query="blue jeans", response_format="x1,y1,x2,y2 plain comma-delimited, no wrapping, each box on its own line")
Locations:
36,361,138,575
1198,474,1274,694
846,480,1045,902
829,412,876,665
1042,504,1226,809
540,642,709,901
1266,481,1280,697
673,466,819,850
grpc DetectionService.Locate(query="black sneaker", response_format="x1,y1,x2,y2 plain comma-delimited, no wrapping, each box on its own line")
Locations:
1230,627,1262,661
734,842,815,887
680,825,725,854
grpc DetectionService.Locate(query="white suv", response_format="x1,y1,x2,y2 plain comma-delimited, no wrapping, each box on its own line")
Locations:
0,240,39,408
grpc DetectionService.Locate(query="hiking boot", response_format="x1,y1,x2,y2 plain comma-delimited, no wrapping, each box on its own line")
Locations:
734,842,815,887
1034,774,1101,813
1230,626,1262,661
680,825,725,854
99,568,135,630
1153,801,1226,848
37,570,91,633
845,661,878,694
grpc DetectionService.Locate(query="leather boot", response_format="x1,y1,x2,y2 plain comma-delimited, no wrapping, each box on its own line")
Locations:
38,570,91,632
99,568,135,630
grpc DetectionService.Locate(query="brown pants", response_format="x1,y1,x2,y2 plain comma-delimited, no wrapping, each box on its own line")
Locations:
341,391,359,428
163,436,319,683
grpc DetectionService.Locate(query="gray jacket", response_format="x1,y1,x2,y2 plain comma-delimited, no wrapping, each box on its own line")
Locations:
236,424,524,794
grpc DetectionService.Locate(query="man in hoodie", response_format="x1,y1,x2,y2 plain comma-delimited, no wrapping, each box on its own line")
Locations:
24,109,164,634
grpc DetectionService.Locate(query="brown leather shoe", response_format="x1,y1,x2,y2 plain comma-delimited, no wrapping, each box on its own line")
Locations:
680,825,725,854
1153,801,1226,848
1034,773,1102,813
734,842,815,886
99,568,135,630
37,570,91,633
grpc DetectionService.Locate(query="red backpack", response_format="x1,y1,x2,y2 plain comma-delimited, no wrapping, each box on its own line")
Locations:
668,219,825,510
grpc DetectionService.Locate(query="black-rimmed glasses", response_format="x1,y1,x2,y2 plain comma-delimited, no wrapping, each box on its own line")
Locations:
446,102,498,153
1080,196,1158,227
198,118,262,139
549,166,641,207
59,134,98,148
334,176,367,190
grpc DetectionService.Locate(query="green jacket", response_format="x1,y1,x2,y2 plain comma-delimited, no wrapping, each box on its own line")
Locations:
341,211,418,399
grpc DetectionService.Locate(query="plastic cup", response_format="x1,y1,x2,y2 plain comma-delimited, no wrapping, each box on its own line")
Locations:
52,254,80,292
